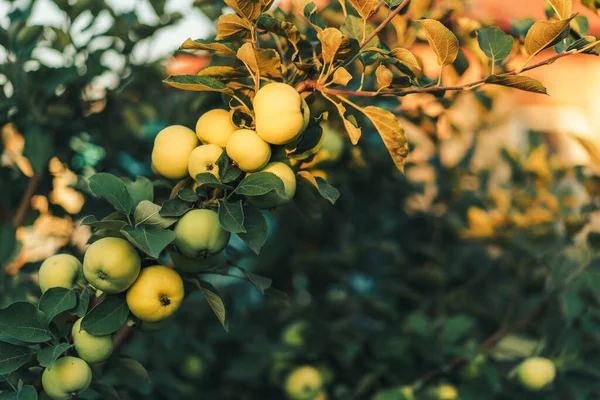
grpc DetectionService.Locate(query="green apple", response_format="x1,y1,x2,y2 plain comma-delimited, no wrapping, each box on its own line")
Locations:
83,237,141,294
71,318,113,363
42,356,92,400
38,254,85,293
174,209,230,258
181,354,205,379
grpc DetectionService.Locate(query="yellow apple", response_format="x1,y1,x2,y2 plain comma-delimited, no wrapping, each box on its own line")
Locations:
285,365,323,400
42,356,92,400
196,109,238,147
174,209,230,257
226,129,272,172
254,82,310,145
38,254,85,293
71,317,113,363
437,384,458,400
188,144,223,180
247,162,297,209
151,125,199,179
516,357,556,391
170,250,224,273
126,265,184,322
83,237,141,294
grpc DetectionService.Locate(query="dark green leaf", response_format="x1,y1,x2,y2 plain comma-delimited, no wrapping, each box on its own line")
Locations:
90,383,121,400
0,302,52,343
81,296,129,335
235,172,285,197
88,173,134,214
288,123,324,160
163,75,233,94
81,214,128,231
0,342,35,375
235,266,272,294
37,343,73,368
38,288,77,322
75,291,90,318
177,188,198,202
190,280,228,331
314,177,340,205
218,200,246,233
123,177,154,208
441,315,475,343
256,14,300,47
237,206,268,255
222,166,244,184
115,357,150,381
121,226,176,259
134,201,177,228
195,173,233,190
23,127,52,175
0,224,16,264
159,198,193,217
476,27,514,62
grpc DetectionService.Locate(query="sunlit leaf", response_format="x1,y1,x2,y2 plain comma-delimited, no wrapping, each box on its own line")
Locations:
416,19,459,66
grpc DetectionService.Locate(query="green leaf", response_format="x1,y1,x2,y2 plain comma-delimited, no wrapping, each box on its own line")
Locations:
235,266,272,294
177,189,198,203
287,123,324,160
116,357,150,381
195,173,233,190
38,288,77,322
511,18,536,38
561,291,585,325
303,2,326,31
123,177,154,208
121,226,176,259
37,343,73,368
81,213,128,231
0,385,38,400
191,280,228,331
75,290,90,318
88,173,134,214
0,224,16,264
0,342,35,375
134,201,177,228
235,172,285,197
256,14,300,49
485,75,548,94
237,206,268,255
163,75,233,94
222,166,244,184
341,15,379,48
0,302,52,343
441,315,475,343
90,383,121,400
476,26,514,62
314,177,340,205
159,198,193,217
23,126,52,175
218,200,246,233
81,296,129,335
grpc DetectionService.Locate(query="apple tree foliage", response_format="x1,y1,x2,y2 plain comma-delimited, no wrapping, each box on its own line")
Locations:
2,0,600,398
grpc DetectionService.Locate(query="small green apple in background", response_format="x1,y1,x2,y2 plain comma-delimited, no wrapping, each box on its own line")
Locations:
71,318,114,363
195,108,238,147
281,321,308,347
174,209,230,257
516,357,556,390
226,129,272,172
151,125,198,179
188,144,224,180
180,354,205,379
285,365,323,400
38,254,85,293
170,250,223,273
126,265,184,322
42,356,92,400
247,162,297,209
83,237,141,294
253,82,310,145
436,384,458,399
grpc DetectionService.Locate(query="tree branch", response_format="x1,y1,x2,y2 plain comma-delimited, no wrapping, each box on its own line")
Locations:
412,304,546,389
12,175,40,227
360,0,411,48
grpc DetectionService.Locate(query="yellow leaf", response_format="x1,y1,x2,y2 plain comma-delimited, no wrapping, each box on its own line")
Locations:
547,0,572,20
484,75,548,94
317,28,343,64
297,170,319,188
416,19,459,67
180,38,237,56
237,42,281,77
390,47,422,71
347,0,378,19
375,64,393,89
331,67,353,86
362,106,409,172
224,0,262,21
198,66,246,79
215,14,253,40
327,98,362,144
524,17,573,56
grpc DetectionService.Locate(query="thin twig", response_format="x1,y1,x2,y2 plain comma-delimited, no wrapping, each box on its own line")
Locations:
360,0,411,49
13,175,40,227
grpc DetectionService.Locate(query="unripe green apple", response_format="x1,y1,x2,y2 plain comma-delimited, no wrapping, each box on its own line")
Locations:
83,237,141,294
71,318,113,363
151,125,199,179
188,144,223,180
174,209,230,257
285,365,323,400
38,254,85,293
281,321,307,347
180,354,205,379
247,162,297,209
42,356,92,400
226,129,271,172
170,250,224,273
196,109,238,147
516,357,556,391
254,82,310,145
